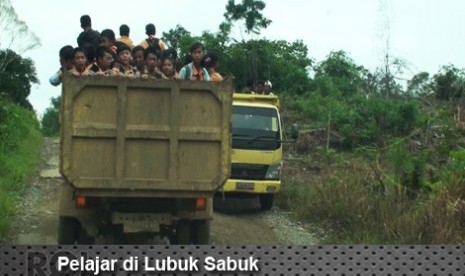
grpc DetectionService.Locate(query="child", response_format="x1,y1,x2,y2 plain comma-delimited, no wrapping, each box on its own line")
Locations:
132,46,145,73
115,43,137,77
161,49,180,80
100,29,117,54
254,81,265,94
263,80,273,95
49,45,74,86
70,47,90,76
203,52,223,82
138,23,167,51
89,46,114,76
141,47,163,79
77,15,100,50
116,24,134,49
83,44,96,66
179,42,210,81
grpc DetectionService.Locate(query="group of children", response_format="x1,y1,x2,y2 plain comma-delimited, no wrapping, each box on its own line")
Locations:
50,15,223,86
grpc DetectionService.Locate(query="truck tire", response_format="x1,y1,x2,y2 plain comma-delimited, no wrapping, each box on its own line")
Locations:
58,216,79,244
192,220,210,245
175,220,191,244
259,194,274,211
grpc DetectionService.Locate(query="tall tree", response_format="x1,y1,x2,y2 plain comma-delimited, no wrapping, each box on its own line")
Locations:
221,39,312,94
224,0,272,35
432,65,465,101
314,51,367,97
407,72,432,96
223,0,272,85
0,0,41,75
0,49,38,109
162,25,192,55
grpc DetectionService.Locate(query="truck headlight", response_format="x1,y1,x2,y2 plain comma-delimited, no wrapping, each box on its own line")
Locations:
265,161,282,180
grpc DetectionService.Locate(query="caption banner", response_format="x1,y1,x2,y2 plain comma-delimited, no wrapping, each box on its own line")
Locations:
0,245,464,275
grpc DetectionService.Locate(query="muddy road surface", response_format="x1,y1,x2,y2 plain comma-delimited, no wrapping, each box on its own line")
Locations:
2,138,319,245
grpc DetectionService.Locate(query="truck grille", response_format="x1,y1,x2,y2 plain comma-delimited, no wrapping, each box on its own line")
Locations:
231,164,268,180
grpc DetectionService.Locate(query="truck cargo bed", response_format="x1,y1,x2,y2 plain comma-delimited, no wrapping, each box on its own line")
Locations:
60,76,232,193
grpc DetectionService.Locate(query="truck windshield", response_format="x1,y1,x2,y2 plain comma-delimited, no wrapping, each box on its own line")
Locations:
232,106,281,150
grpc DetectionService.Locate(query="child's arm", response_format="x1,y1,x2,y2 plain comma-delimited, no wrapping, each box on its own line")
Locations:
49,70,62,86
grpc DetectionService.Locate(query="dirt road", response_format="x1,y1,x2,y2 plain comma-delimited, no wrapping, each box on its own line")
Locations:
2,138,319,245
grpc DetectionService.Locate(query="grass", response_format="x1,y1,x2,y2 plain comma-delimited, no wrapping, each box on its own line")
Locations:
277,144,465,244
0,100,42,239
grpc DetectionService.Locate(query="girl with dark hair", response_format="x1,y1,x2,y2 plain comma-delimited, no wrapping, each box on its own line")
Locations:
70,47,91,76
161,49,180,80
203,52,223,82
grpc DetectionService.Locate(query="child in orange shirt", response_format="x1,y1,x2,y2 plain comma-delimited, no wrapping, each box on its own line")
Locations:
203,52,223,82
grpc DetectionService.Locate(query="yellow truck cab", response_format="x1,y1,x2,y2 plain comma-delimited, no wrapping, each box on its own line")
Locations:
221,93,284,210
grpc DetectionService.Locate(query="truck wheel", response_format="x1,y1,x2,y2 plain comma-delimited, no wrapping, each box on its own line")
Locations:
78,228,95,244
259,194,274,211
58,217,79,244
175,220,191,244
192,220,210,245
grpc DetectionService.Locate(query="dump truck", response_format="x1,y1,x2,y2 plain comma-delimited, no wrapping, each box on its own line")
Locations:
219,93,298,210
58,75,233,244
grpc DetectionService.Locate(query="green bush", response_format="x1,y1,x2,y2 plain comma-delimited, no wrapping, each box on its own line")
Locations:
41,96,61,137
296,91,421,148
0,98,42,238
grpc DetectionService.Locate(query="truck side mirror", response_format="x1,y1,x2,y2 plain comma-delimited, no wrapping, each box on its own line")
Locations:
291,124,299,140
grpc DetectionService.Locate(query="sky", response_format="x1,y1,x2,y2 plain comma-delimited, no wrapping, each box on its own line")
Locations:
6,0,465,115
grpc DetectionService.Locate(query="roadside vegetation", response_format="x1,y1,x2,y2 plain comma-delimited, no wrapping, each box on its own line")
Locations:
0,0,42,238
277,58,465,244
41,96,60,137
0,98,41,238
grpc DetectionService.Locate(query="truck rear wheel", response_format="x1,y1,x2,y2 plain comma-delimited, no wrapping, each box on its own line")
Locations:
192,220,210,245
259,194,274,211
175,220,191,244
58,217,79,244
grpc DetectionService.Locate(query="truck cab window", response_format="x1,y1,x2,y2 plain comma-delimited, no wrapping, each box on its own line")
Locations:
232,106,281,150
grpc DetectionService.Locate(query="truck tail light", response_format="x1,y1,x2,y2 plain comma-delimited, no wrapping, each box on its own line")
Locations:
75,195,86,208
75,195,100,208
195,198,206,210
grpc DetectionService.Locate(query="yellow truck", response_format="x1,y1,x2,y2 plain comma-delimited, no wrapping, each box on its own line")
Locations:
58,75,233,244
220,93,298,210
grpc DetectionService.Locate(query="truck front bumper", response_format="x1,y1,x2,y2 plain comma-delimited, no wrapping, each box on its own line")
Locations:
221,179,281,194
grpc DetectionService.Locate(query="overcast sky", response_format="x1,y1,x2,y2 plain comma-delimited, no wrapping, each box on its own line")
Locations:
7,0,465,115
